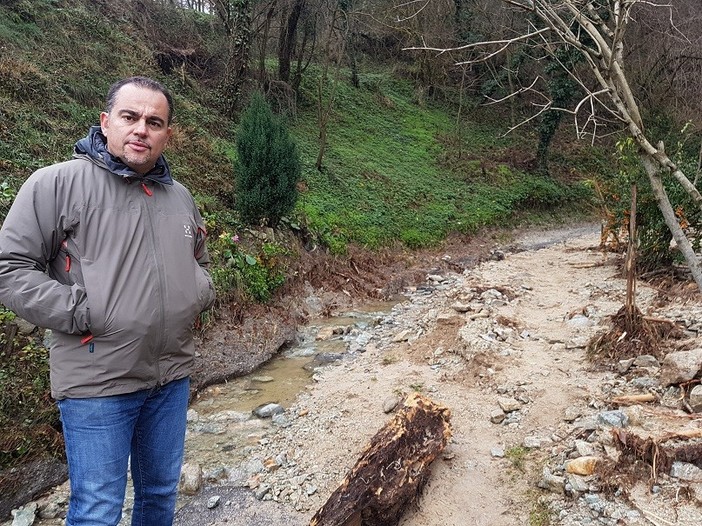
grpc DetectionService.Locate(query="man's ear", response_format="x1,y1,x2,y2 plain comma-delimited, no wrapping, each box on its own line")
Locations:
99,112,109,133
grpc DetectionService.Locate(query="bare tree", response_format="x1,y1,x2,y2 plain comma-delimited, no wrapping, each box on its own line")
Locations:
408,0,702,291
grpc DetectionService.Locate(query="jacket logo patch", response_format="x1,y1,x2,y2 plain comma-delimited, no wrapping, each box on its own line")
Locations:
184,225,193,238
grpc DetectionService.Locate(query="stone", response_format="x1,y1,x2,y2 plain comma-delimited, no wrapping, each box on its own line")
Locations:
10,502,37,526
490,446,505,458
575,440,596,457
392,329,412,342
538,467,565,494
451,302,472,313
689,385,702,412
564,406,582,422
497,397,521,413
315,327,337,341
490,409,506,424
596,410,628,428
14,318,36,335
382,395,401,414
617,359,635,374
670,461,702,482
524,436,551,449
206,495,222,509
633,354,659,368
180,463,203,495
253,403,285,418
566,456,598,475
660,348,702,386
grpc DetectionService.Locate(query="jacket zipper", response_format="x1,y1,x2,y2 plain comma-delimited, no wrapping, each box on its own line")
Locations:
141,185,167,385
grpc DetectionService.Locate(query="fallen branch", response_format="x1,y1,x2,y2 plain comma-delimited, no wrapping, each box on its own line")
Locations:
610,393,658,405
310,393,452,526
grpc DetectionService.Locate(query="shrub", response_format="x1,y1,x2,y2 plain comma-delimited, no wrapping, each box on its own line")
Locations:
234,92,301,227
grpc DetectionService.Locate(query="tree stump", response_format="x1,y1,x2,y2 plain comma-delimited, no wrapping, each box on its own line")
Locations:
309,392,452,526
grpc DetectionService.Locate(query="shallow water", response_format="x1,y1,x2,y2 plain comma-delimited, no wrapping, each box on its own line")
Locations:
183,300,401,472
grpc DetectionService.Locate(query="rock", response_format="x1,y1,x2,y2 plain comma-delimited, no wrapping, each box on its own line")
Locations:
565,456,598,475
622,404,645,426
0,458,67,520
563,406,582,422
538,467,565,494
596,410,628,428
180,463,203,495
10,502,37,526
253,403,285,418
451,302,472,313
391,329,412,342
633,354,659,368
14,318,36,335
523,436,552,449
565,336,590,349
574,440,596,457
497,397,521,413
254,483,271,500
315,327,337,341
660,348,702,386
565,473,590,494
670,461,702,482
618,358,635,374
490,409,506,424
382,395,401,414
490,446,505,458
689,385,702,412
566,314,593,328
272,413,291,427
206,495,221,509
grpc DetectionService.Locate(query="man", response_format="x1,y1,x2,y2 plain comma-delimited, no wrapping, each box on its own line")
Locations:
0,77,215,525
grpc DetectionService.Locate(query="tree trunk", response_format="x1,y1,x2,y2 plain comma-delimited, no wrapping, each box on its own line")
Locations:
278,0,305,83
641,155,702,290
624,184,636,333
309,393,452,526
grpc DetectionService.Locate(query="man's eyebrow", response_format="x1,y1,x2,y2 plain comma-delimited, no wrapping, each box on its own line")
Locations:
118,109,166,125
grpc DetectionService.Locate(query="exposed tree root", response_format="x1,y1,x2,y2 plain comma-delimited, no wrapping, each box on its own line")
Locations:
607,428,702,488
587,304,682,363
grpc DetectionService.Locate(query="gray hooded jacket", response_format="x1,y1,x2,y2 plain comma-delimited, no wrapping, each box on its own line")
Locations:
0,127,215,399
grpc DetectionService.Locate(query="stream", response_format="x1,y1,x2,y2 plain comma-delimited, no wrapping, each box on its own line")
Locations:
182,300,401,476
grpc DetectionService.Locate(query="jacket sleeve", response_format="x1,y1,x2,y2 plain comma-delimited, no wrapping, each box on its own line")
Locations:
0,170,90,334
192,202,216,311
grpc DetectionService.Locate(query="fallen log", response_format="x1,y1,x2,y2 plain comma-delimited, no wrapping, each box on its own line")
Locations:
309,393,452,526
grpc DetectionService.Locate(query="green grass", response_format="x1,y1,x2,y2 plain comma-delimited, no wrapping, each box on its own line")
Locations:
290,69,591,252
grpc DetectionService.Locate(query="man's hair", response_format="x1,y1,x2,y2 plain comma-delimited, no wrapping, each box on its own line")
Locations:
105,76,174,124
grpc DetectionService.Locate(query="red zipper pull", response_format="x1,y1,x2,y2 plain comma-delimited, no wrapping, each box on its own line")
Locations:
142,182,153,196
62,240,71,271
81,333,94,345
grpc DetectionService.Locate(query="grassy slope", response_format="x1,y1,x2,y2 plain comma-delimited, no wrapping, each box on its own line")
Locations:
291,69,597,251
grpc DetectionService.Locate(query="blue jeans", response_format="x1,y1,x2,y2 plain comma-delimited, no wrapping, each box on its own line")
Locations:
57,377,190,526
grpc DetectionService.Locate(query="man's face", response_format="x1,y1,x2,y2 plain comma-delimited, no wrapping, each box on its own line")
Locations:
100,83,172,175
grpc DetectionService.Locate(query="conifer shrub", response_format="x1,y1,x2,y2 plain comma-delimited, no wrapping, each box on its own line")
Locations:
234,92,301,227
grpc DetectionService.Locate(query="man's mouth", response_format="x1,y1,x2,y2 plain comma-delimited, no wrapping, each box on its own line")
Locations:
127,141,150,152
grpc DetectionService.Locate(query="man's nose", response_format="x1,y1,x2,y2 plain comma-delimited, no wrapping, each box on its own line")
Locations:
133,119,148,135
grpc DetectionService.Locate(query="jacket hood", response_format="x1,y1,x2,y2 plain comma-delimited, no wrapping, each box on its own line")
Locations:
73,125,174,186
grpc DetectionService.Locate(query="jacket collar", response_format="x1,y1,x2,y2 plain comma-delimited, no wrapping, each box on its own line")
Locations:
73,126,174,186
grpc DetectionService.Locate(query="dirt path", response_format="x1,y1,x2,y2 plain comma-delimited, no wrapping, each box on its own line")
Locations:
175,225,702,525
264,227,628,526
